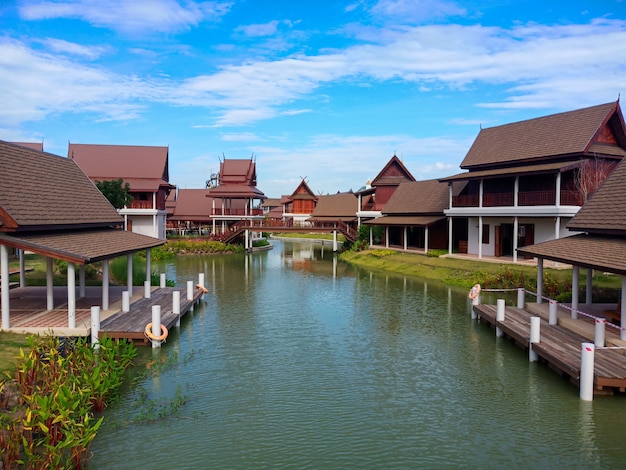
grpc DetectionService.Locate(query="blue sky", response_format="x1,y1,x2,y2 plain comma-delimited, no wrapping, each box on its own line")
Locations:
1,0,625,197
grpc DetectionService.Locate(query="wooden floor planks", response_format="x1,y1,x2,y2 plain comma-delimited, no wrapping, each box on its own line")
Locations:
474,303,626,395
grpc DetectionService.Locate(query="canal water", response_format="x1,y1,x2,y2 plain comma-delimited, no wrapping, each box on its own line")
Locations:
90,240,626,469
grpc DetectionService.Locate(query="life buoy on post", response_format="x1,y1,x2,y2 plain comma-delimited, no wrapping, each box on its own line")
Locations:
196,284,208,294
145,323,168,342
468,284,481,300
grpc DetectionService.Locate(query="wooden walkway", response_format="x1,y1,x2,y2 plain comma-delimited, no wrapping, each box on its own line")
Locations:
474,303,626,395
99,287,204,345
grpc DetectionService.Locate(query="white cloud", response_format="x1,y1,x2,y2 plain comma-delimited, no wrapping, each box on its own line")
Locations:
370,0,467,23
40,38,111,58
235,20,280,37
18,0,233,34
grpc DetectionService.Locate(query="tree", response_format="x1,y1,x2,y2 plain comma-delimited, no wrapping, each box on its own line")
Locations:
95,179,133,209
574,158,617,203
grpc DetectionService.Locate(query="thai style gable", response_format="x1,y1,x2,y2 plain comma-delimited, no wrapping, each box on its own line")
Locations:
285,179,318,215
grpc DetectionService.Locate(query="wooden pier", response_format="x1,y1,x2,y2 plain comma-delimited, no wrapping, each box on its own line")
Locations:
474,303,626,395
99,287,204,345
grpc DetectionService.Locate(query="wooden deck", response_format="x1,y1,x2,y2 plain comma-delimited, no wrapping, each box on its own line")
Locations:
99,287,203,344
474,303,626,395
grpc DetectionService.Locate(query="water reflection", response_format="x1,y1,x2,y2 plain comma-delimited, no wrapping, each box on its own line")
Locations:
90,240,626,469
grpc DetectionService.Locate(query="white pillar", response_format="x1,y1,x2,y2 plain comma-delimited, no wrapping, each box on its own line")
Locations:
471,294,480,320
173,290,181,326
537,258,544,304
127,254,133,298
91,306,100,349
478,216,483,259
369,226,373,246
403,227,407,250
424,227,429,253
496,299,505,337
187,280,193,301
448,217,453,255
555,172,561,207
513,176,519,207
594,318,606,348
151,305,162,349
549,300,558,325
572,266,580,316
385,227,389,248
529,316,540,362
580,343,595,401
586,269,593,304
198,273,206,299
160,273,166,288
144,280,151,298
46,257,54,311
122,291,130,313
102,260,109,311
517,288,525,309
67,262,76,329
513,217,519,263
1,245,9,330
333,230,338,252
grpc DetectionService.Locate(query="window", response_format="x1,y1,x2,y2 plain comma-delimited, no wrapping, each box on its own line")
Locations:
482,224,490,244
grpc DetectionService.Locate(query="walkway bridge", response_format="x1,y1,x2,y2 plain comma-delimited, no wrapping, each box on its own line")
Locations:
213,219,357,245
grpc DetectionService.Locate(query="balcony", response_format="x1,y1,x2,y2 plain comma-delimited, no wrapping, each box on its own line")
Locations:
452,190,583,208
127,201,154,209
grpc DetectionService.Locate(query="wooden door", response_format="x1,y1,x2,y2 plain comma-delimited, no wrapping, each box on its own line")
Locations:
494,225,502,257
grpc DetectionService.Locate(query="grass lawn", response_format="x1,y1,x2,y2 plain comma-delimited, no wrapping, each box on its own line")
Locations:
0,331,32,376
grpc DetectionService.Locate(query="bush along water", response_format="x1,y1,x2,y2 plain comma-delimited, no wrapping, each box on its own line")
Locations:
0,334,136,469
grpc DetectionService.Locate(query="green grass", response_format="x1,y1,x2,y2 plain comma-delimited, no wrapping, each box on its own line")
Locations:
0,331,32,376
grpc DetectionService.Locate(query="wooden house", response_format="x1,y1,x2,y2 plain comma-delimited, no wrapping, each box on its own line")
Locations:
166,189,214,236
517,155,626,338
282,179,319,226
441,101,626,261
68,143,175,240
355,155,416,225
206,157,266,235
365,179,455,253
308,192,358,230
0,141,164,334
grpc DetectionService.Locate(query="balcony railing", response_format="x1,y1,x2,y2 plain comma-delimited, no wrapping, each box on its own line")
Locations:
452,190,584,208
127,201,154,209
212,208,264,216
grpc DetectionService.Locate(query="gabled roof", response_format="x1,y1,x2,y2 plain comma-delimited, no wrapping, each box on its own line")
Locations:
461,101,626,169
371,155,416,186
309,193,358,221
262,198,281,208
68,143,173,191
168,189,212,222
0,140,122,231
382,180,455,215
288,179,318,201
567,156,626,235
219,158,257,185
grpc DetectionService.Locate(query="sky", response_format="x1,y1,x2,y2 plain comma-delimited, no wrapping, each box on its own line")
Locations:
1,0,625,198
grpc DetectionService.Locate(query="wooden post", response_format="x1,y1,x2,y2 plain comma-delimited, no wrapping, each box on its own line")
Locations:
144,280,151,298
549,300,558,325
122,291,130,313
173,291,181,327
67,262,76,329
160,273,166,288
517,288,524,309
102,260,109,311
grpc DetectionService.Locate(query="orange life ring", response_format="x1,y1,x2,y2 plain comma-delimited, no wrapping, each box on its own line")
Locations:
468,284,481,300
145,323,168,342
196,284,208,293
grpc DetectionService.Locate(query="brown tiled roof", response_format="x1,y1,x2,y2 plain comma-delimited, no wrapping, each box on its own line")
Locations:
461,102,621,169
517,234,626,276
207,184,266,198
382,180,452,214
262,198,281,208
371,155,416,186
567,157,626,234
440,160,582,182
365,215,444,226
0,140,122,231
68,143,172,191
0,229,164,265
309,193,358,219
168,189,212,221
